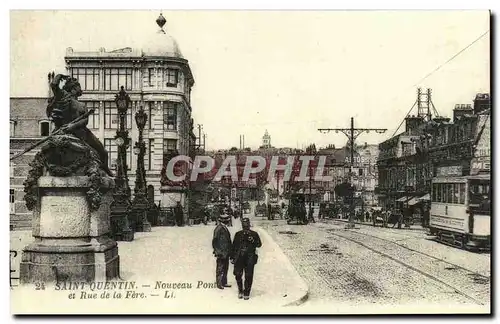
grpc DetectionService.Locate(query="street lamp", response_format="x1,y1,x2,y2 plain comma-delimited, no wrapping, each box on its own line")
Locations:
109,86,134,241
131,104,151,232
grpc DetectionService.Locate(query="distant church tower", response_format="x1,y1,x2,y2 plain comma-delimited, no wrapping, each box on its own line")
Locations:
262,129,271,148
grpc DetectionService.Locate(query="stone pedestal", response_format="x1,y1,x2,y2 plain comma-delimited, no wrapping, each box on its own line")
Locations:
135,209,152,232
20,176,120,284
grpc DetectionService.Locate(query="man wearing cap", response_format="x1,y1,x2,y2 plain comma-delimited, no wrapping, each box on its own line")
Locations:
212,209,233,289
231,218,262,300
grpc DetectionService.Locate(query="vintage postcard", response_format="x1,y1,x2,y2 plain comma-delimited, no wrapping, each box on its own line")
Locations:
9,10,490,315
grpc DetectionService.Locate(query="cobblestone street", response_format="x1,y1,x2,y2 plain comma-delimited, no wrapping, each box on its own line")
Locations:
10,220,308,314
253,215,490,311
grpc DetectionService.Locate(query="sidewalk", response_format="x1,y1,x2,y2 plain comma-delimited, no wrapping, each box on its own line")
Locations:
11,223,308,314
328,218,426,231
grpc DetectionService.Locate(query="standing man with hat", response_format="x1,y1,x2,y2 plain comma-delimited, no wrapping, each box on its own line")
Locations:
231,218,262,300
212,209,233,289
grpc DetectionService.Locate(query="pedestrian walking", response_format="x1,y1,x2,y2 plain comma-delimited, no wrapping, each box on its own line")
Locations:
308,206,316,223
231,218,262,300
212,211,232,290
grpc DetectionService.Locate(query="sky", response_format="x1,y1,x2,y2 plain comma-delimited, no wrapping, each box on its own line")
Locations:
10,10,490,150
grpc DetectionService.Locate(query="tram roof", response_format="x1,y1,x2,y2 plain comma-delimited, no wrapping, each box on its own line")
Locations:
465,173,491,181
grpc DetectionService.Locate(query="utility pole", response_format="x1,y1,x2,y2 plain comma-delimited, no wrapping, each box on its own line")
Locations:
318,117,387,229
197,124,203,151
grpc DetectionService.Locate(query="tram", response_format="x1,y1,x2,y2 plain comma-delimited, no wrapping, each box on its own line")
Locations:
429,173,490,250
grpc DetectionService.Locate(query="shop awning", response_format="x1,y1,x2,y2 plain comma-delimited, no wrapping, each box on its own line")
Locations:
408,197,420,206
419,194,430,201
396,196,408,202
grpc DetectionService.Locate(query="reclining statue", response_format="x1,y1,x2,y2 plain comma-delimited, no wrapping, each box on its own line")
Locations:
23,74,115,212
47,74,114,177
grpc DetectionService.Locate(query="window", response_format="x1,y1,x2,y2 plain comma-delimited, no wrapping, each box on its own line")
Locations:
148,68,155,86
70,68,100,91
104,138,132,171
103,68,133,91
84,102,100,129
10,120,15,137
163,139,177,153
163,102,177,130
459,183,466,204
359,168,363,176
147,102,154,129
10,162,14,178
469,181,491,211
104,102,132,129
40,121,50,136
445,184,452,203
10,189,15,213
165,68,178,87
452,183,459,204
436,184,442,202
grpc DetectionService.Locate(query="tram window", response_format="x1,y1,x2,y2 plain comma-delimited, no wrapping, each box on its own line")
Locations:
459,183,465,204
432,184,437,202
448,184,454,203
436,184,442,202
469,182,491,211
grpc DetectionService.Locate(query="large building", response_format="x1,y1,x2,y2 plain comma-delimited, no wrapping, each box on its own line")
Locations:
315,143,379,206
260,130,272,149
10,98,52,230
10,14,197,229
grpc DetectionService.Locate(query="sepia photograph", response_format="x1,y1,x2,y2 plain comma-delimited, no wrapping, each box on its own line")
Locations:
8,9,491,315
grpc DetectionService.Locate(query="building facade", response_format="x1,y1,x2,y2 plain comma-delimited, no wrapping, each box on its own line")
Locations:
428,94,491,178
377,93,491,222
64,14,196,210
377,115,434,212
10,98,55,230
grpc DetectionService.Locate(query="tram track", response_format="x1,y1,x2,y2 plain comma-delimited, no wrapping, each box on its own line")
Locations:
327,229,490,306
350,230,490,279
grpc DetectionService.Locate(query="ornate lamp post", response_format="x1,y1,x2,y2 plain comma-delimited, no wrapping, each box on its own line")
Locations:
109,86,134,241
131,104,151,232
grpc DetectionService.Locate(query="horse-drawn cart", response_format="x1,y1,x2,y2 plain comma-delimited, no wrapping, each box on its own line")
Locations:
255,202,267,217
267,203,282,220
286,193,308,225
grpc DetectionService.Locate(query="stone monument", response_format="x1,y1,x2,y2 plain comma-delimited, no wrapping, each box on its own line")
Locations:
19,74,120,283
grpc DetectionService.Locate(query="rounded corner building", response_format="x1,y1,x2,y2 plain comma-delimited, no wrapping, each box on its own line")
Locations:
64,13,196,213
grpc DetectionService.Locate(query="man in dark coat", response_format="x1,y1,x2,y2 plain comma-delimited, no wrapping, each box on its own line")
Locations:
212,211,232,289
231,218,262,300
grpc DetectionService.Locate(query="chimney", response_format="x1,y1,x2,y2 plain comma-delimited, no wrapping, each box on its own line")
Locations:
453,103,473,121
405,115,424,134
473,93,491,114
